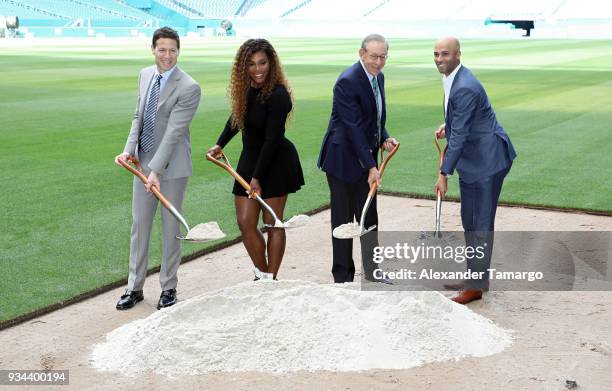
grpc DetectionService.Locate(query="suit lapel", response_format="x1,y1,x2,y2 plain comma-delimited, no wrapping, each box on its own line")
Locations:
355,62,377,110
446,66,465,131
158,67,181,108
448,65,464,98
139,67,155,115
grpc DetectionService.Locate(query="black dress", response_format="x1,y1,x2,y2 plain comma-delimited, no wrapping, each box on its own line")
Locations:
216,84,305,199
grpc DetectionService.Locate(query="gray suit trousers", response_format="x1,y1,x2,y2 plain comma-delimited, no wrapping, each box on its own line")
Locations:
127,175,188,291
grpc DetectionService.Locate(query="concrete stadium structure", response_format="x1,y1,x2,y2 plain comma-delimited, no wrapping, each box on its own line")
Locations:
1,0,611,39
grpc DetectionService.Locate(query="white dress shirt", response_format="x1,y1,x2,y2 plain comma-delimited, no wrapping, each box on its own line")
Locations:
443,63,462,118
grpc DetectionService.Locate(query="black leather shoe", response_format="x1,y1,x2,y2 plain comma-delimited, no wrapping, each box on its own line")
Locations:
363,272,394,285
157,289,177,309
365,277,394,285
116,290,144,310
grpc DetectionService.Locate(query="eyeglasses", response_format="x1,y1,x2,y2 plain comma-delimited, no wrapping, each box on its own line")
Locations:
366,51,388,61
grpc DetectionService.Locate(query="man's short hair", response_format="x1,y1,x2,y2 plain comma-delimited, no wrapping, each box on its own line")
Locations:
361,34,389,51
152,27,180,49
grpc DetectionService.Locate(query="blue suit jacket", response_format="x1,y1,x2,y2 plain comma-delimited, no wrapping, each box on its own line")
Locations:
441,66,516,183
317,62,390,182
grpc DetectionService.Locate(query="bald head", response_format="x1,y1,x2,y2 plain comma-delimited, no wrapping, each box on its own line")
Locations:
433,37,461,76
436,37,460,51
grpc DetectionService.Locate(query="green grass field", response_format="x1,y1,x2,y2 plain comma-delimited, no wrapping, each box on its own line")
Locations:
1,38,611,323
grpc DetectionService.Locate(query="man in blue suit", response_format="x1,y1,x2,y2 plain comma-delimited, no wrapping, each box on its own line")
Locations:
433,37,516,304
318,34,398,283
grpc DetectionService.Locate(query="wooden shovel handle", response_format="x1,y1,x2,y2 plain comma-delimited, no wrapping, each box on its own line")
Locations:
434,135,448,199
117,157,174,210
434,135,448,168
368,142,400,197
378,142,400,178
206,152,256,197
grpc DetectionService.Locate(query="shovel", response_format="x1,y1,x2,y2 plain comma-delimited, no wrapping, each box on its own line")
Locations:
206,152,309,229
118,157,225,242
332,143,400,239
434,135,448,238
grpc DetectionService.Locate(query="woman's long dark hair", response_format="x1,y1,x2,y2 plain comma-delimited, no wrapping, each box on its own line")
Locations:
228,38,293,130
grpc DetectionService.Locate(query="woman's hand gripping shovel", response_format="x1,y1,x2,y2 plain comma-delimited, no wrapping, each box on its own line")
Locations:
434,135,448,238
206,152,309,229
332,143,400,239
118,157,225,242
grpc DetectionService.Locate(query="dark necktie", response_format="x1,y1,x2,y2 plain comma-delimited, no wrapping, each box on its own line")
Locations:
371,76,381,145
140,73,162,153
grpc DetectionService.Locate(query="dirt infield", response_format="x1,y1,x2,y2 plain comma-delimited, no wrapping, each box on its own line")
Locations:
1,195,611,390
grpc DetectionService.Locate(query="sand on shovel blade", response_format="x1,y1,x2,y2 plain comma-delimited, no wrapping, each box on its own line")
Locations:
185,221,225,241
333,222,364,239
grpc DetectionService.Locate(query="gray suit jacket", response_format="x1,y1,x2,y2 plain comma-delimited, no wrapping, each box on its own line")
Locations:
123,65,201,179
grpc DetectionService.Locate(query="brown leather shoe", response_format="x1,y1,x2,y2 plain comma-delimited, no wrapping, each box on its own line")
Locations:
443,281,468,290
444,280,489,292
450,290,483,305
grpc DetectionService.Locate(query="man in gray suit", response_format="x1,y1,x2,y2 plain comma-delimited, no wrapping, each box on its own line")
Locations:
114,27,201,310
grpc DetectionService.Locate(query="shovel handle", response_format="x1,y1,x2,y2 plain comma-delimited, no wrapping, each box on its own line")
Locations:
368,142,400,197
117,157,173,211
379,142,400,178
206,152,283,224
434,135,448,199
206,152,256,197
434,135,448,168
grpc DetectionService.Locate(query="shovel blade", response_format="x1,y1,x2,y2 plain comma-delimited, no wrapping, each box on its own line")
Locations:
263,214,310,229
178,221,226,242
333,223,377,239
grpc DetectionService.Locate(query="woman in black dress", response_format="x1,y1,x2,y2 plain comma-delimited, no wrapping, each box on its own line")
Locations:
207,39,304,279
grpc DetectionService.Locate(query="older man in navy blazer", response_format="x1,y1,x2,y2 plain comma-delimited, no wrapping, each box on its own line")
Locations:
318,34,398,283
433,37,516,304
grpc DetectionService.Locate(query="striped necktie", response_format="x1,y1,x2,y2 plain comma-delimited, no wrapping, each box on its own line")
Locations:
140,73,163,153
371,76,381,145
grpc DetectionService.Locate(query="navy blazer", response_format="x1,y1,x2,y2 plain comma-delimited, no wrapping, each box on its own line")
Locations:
317,62,390,182
441,66,516,183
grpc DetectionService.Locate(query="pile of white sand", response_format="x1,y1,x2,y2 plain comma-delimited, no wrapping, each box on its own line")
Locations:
91,281,512,376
